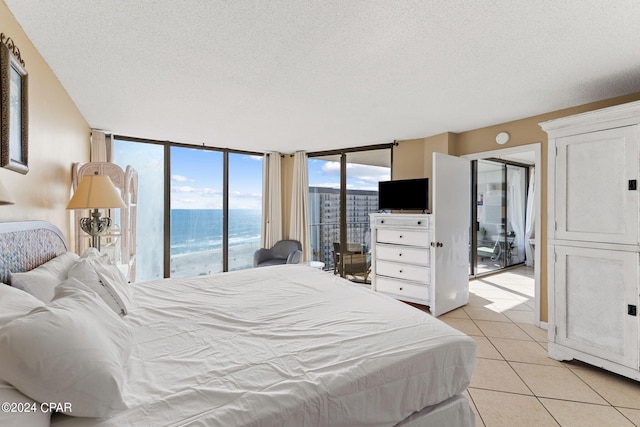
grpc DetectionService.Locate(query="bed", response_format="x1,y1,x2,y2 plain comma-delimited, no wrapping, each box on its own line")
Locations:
0,221,476,426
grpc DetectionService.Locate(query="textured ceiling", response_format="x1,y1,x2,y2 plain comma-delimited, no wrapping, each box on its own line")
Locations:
5,0,640,153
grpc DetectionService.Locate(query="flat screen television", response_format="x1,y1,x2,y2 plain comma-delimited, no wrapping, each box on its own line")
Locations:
378,178,429,212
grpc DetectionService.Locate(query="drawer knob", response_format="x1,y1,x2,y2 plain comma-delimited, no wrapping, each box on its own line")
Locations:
399,235,403,238
399,270,403,273
417,221,422,225
399,287,403,291
398,253,402,257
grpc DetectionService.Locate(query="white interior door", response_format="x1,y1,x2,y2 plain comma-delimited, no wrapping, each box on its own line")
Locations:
431,153,470,316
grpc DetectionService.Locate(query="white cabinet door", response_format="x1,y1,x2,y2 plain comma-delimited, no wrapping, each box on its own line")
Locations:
431,153,470,316
554,125,639,245
554,245,639,369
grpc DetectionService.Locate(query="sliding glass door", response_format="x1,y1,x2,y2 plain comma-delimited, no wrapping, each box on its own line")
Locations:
471,158,529,276
308,148,391,282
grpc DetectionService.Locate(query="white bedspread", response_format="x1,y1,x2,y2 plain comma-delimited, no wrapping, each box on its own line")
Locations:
52,265,476,427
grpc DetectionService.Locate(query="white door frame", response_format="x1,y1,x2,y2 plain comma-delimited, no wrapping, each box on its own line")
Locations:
462,143,542,327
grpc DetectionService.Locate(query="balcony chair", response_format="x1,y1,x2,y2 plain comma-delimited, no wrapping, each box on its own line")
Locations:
253,240,303,267
332,242,370,282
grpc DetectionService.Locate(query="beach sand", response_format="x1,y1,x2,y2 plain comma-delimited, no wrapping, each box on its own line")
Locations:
169,241,262,278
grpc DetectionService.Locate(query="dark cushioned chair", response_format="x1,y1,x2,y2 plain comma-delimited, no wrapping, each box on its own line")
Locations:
253,240,302,267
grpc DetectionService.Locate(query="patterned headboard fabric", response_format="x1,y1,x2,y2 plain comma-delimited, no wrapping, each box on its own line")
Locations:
0,221,69,284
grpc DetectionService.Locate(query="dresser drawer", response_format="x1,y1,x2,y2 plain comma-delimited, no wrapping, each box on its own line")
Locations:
376,229,430,247
374,215,430,229
376,260,430,284
375,244,430,266
376,277,429,301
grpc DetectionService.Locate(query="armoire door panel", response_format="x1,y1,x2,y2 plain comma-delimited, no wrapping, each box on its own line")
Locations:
555,125,639,245
554,245,639,369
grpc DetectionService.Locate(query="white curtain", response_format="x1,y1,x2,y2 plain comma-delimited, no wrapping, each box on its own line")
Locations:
289,152,311,262
507,167,525,263
524,167,536,266
261,152,282,248
90,130,113,162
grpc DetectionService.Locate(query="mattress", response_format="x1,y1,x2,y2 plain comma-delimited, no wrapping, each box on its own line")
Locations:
52,264,476,426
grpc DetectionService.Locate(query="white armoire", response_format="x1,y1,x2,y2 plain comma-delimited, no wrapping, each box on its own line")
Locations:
369,153,470,317
541,100,640,380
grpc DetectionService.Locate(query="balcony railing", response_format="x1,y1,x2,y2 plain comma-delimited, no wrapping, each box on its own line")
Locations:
309,221,371,272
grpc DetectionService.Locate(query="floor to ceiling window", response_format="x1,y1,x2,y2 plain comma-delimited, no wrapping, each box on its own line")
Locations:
113,137,263,282
308,147,391,282
227,153,263,271
170,146,224,278
112,139,165,281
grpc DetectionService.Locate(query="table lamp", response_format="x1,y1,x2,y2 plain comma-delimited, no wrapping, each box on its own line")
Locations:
67,173,126,251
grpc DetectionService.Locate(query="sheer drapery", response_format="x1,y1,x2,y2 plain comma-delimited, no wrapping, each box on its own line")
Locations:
261,152,282,248
289,152,311,262
507,167,525,263
90,130,113,162
524,167,536,266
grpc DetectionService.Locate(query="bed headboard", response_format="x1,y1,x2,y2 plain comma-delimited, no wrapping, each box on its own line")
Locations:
0,221,69,284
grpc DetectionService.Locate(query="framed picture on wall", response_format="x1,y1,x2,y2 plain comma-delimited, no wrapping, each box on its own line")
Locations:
0,39,28,174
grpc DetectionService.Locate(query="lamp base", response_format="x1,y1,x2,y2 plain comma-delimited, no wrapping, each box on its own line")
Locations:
79,209,112,251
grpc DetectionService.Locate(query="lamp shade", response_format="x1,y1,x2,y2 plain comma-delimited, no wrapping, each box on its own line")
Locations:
0,180,14,205
67,174,126,209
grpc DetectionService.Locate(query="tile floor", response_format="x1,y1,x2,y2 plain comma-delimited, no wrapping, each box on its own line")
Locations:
438,266,640,427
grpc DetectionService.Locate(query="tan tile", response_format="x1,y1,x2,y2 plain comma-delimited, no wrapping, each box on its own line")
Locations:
617,407,640,425
486,298,533,313
438,306,469,319
489,338,562,366
540,398,635,427
469,286,529,301
571,366,640,409
463,305,512,322
469,388,557,427
467,292,494,307
439,317,483,336
469,358,531,394
472,336,503,360
475,320,532,340
516,323,548,342
503,309,535,324
511,362,608,404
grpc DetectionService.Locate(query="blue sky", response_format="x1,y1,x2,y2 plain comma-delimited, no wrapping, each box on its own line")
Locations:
308,158,390,190
171,147,263,210
115,140,390,210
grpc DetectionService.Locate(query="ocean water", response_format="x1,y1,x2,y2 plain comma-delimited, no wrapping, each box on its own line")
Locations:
170,209,261,255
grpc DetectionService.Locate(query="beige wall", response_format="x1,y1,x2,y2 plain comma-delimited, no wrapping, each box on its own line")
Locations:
393,91,640,322
0,0,90,247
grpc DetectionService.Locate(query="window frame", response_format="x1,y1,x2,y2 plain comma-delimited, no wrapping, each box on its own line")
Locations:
114,135,263,278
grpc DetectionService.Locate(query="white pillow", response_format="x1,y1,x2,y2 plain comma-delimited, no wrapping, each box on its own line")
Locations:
0,381,50,427
67,248,133,316
0,278,131,418
0,284,44,327
9,252,79,303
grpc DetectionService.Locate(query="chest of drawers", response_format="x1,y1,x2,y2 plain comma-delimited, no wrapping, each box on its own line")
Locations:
370,214,432,306
370,212,467,316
